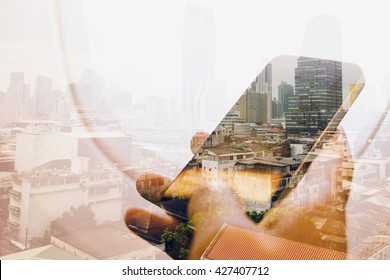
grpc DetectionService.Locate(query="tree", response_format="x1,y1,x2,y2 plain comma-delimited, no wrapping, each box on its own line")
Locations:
161,221,194,260
51,205,97,236
246,210,267,223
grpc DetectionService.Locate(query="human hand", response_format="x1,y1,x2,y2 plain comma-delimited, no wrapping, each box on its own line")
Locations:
125,130,350,260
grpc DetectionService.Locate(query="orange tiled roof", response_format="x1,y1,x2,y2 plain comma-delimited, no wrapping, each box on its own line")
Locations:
202,224,360,260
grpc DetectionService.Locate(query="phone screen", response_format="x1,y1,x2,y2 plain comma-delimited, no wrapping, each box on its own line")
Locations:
136,55,365,220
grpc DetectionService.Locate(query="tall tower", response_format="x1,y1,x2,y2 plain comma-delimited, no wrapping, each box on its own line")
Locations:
35,75,54,117
181,5,215,120
251,64,272,123
1,72,31,125
286,57,343,136
278,81,294,116
8,72,26,109
300,15,341,60
239,89,267,124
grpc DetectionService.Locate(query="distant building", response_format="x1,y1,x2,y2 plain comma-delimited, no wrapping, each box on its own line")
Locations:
272,98,283,119
251,64,272,123
278,81,294,115
257,127,286,143
300,15,341,60
1,73,31,126
233,123,251,138
239,89,267,124
35,75,57,117
181,5,215,118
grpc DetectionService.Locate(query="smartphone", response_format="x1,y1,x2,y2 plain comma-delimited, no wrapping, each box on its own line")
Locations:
137,55,365,220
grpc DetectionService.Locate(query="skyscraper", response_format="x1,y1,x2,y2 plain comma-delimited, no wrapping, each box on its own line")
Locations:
239,89,267,124
181,5,215,120
300,15,341,60
286,57,343,136
278,81,294,115
35,75,55,117
251,64,272,123
1,72,31,125
272,98,283,119
8,72,29,110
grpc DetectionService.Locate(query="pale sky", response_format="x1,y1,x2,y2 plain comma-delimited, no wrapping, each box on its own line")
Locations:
0,0,388,113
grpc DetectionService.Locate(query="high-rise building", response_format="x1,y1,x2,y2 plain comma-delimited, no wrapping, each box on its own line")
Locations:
286,57,343,136
251,64,272,123
239,89,267,124
300,15,341,60
35,75,55,117
194,80,226,124
278,81,294,115
1,73,31,125
272,98,283,119
9,73,29,106
181,5,215,119
69,70,106,109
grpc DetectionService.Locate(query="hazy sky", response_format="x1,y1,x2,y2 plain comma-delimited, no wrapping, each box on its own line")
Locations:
0,0,387,114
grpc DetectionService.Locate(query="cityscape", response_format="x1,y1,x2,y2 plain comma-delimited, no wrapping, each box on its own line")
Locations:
2,52,390,260
1,2,390,261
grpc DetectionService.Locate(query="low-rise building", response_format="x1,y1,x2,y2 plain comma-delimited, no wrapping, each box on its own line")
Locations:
202,148,256,185
7,157,126,245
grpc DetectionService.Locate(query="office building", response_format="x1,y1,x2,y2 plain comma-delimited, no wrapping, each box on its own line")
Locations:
251,64,272,123
181,5,215,118
35,75,56,117
278,81,294,115
286,57,343,136
239,89,267,124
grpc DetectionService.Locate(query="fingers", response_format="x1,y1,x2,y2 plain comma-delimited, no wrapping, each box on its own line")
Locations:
124,207,180,243
135,172,171,204
124,172,180,244
190,131,209,154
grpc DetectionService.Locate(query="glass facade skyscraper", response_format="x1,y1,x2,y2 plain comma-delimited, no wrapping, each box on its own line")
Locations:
286,57,342,136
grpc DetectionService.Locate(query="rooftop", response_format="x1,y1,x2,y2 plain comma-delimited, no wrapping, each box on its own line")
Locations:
60,131,129,139
0,245,82,260
202,224,359,260
52,223,161,259
207,148,256,156
236,154,316,167
267,127,285,133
